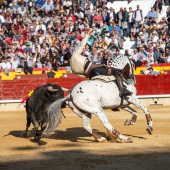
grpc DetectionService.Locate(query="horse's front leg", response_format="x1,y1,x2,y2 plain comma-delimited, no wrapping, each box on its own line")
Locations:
122,106,138,126
129,96,153,135
94,108,133,143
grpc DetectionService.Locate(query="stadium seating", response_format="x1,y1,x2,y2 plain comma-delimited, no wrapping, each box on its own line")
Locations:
107,0,156,18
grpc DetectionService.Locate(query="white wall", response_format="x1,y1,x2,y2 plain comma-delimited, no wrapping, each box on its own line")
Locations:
107,0,156,18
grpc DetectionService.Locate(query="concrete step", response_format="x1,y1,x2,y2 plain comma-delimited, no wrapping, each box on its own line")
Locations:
158,6,169,20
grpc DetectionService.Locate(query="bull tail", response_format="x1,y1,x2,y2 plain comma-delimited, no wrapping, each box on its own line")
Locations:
44,94,71,136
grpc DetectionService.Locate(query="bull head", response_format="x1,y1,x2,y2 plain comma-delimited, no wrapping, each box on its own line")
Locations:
47,86,58,92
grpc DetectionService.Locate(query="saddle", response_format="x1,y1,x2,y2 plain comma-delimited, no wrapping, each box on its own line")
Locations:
91,75,116,82
90,63,130,82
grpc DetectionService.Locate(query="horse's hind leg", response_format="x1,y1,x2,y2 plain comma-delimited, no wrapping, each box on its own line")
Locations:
122,106,138,126
68,101,106,142
93,107,133,143
129,96,153,134
83,113,106,142
23,116,31,138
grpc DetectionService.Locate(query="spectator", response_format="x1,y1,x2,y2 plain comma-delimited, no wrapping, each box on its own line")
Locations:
128,7,134,37
141,66,160,75
134,5,143,27
137,47,148,64
26,56,35,74
157,52,168,63
106,7,117,26
122,8,128,38
1,58,11,75
147,7,157,20
93,11,103,24
41,0,54,11
130,23,139,41
11,56,20,69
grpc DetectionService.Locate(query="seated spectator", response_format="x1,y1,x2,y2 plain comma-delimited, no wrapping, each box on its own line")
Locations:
26,56,35,74
130,48,138,62
165,47,170,57
1,58,11,76
147,54,154,66
41,0,54,11
153,46,162,63
141,66,160,76
137,47,148,64
11,56,20,70
147,7,157,20
130,23,139,41
35,59,43,68
93,11,103,24
158,51,170,63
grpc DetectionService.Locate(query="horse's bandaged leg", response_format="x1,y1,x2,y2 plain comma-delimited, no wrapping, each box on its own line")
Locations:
112,129,133,143
145,114,152,124
112,129,121,137
131,115,137,123
92,131,102,140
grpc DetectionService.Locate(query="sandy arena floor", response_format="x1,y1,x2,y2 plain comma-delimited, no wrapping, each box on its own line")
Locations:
0,106,170,170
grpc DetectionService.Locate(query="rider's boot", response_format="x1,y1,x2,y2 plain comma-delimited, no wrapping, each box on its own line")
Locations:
116,76,131,97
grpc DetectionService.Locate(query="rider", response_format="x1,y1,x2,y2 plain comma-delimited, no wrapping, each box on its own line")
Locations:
69,28,131,97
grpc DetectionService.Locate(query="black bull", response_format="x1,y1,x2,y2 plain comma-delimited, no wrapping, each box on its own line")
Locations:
23,83,66,139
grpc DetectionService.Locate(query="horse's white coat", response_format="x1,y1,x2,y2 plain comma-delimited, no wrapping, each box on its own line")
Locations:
46,79,153,142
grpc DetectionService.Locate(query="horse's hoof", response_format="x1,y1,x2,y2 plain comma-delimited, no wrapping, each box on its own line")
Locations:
126,138,133,143
97,137,107,142
124,119,131,126
146,126,153,135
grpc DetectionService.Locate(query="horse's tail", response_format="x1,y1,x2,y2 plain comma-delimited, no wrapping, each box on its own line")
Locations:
44,94,71,136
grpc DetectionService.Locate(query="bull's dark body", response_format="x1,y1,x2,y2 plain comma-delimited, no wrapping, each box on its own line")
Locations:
23,83,64,139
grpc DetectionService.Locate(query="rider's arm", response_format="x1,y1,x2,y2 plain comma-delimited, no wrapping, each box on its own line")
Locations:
73,28,93,56
73,34,90,56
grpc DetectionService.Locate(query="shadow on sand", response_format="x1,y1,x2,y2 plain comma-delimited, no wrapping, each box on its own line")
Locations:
5,127,106,144
0,149,170,170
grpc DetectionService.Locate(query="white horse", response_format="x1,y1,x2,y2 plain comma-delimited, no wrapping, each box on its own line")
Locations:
44,79,153,143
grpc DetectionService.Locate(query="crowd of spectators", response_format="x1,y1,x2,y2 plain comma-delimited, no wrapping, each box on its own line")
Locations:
0,0,170,76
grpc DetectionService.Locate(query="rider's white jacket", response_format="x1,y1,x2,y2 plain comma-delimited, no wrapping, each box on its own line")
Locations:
70,34,90,75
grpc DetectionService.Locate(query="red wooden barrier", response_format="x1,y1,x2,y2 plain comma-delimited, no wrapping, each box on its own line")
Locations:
0,74,170,101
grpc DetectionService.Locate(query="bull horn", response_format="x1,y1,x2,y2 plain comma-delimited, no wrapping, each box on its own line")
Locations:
47,86,58,92
61,87,70,92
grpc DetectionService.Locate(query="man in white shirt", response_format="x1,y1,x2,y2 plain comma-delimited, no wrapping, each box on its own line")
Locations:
130,48,138,62
134,5,143,27
1,58,11,76
11,56,20,69
0,12,5,23
35,20,46,34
